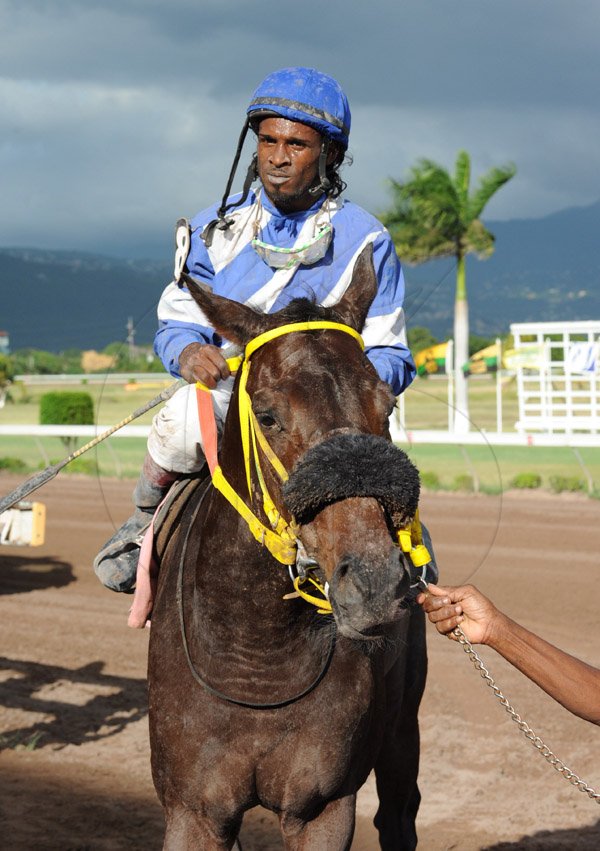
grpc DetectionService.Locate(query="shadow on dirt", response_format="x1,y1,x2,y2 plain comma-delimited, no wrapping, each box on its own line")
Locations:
484,819,600,850
0,554,75,595
0,765,164,851
0,656,147,750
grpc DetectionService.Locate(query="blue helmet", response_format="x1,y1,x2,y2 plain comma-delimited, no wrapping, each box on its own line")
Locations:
247,67,351,149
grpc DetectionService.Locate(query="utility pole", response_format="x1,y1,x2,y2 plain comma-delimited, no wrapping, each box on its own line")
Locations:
126,317,136,361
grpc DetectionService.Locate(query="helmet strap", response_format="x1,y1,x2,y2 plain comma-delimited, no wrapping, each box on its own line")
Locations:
309,138,332,197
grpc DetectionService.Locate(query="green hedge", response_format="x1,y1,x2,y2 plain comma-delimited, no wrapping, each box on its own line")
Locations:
39,391,94,425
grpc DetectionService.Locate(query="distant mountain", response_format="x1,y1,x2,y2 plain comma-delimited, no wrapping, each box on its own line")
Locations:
0,249,171,351
1,200,599,351
403,199,600,338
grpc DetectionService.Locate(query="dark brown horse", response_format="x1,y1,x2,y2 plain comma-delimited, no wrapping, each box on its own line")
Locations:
148,245,427,850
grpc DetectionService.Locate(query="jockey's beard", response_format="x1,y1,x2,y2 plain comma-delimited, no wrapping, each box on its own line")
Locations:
262,179,322,214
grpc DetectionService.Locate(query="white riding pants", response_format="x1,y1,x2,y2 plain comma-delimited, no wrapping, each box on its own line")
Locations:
147,378,234,474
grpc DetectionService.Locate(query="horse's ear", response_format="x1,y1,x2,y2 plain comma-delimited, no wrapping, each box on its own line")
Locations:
182,273,269,346
332,242,377,332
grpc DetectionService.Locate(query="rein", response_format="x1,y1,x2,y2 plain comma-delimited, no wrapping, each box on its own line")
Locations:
176,481,337,709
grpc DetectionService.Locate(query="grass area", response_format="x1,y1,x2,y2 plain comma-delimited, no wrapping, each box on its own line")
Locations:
400,443,600,495
0,435,148,479
1,436,598,498
402,374,519,432
3,377,173,427
1,376,598,496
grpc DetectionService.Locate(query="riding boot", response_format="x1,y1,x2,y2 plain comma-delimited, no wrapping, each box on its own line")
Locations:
93,454,178,593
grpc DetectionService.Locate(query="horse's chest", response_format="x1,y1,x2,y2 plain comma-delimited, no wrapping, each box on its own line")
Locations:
186,650,382,810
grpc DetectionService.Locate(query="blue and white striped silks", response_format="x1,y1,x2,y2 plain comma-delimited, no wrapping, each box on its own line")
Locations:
155,189,416,396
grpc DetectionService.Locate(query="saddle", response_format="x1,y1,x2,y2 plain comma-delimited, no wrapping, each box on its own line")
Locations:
152,468,211,564
127,469,211,629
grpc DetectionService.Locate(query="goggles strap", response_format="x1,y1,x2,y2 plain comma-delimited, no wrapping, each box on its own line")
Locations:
309,138,331,196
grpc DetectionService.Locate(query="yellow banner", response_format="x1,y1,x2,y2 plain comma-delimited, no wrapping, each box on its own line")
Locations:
414,342,448,375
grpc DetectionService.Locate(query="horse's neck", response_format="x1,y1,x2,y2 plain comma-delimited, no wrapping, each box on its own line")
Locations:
181,486,332,705
188,415,318,651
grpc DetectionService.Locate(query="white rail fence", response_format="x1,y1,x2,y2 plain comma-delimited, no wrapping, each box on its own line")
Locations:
1,423,597,448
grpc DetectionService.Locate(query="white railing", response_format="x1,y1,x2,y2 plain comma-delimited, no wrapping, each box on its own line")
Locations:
14,373,170,385
1,423,597,448
0,424,150,438
390,425,599,448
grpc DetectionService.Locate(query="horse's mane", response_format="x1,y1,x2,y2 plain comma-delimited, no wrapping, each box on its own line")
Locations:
274,297,341,325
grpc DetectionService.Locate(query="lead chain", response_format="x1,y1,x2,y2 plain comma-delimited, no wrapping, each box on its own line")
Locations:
453,626,600,804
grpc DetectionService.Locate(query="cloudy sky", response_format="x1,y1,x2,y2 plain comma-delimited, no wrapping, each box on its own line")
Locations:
2,0,599,259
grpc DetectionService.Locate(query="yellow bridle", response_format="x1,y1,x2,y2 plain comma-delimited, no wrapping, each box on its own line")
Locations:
196,320,430,615
196,322,363,571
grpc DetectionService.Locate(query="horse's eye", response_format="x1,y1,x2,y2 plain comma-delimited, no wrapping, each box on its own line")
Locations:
256,412,278,429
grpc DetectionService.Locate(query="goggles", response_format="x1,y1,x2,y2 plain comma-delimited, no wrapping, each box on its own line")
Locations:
251,195,333,270
252,223,332,270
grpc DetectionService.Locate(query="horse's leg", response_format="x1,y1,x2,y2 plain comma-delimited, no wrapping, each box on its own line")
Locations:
279,794,356,851
162,803,242,851
373,607,427,851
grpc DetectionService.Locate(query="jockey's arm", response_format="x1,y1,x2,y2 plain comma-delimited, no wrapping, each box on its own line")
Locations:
363,233,416,397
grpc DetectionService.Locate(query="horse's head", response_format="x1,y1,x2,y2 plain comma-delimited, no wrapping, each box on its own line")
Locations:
186,244,420,640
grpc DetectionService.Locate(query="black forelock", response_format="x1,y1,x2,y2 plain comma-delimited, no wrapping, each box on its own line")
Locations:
273,297,336,325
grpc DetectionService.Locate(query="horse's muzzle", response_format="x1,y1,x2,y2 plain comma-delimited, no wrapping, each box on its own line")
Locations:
329,546,411,638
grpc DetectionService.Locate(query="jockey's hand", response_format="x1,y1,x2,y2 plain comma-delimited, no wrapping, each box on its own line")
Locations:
416,583,500,646
179,343,231,388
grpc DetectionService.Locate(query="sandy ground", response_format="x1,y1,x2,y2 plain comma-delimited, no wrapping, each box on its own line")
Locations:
0,472,599,850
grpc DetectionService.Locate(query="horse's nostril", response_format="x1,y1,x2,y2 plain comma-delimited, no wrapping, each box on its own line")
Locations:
337,560,350,581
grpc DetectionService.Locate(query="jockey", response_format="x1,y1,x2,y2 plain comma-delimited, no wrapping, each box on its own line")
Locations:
94,67,419,593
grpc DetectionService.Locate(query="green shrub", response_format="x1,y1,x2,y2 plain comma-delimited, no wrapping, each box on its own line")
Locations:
39,391,94,425
40,391,94,454
420,471,441,490
510,472,542,489
0,457,28,473
64,457,99,476
452,474,474,492
480,483,503,496
549,475,585,494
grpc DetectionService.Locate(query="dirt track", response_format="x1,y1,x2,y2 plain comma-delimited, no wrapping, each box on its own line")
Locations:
0,473,599,850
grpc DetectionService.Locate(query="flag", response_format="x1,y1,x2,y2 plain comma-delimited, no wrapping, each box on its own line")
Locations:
566,342,597,374
463,343,500,377
414,342,448,376
502,344,545,371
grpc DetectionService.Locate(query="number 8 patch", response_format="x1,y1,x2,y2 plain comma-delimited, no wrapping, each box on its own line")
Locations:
173,218,191,285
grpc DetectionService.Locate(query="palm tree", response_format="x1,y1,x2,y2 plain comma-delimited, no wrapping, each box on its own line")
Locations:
383,150,515,431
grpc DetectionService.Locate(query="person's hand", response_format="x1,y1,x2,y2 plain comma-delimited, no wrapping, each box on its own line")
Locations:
416,583,500,645
178,343,231,388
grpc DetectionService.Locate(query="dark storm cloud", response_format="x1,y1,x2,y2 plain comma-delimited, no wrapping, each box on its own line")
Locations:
1,0,599,255
3,0,598,106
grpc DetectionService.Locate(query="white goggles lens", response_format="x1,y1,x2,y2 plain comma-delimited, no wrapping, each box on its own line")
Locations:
252,223,333,270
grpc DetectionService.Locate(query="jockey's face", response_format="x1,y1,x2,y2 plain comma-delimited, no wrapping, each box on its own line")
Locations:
256,117,325,213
